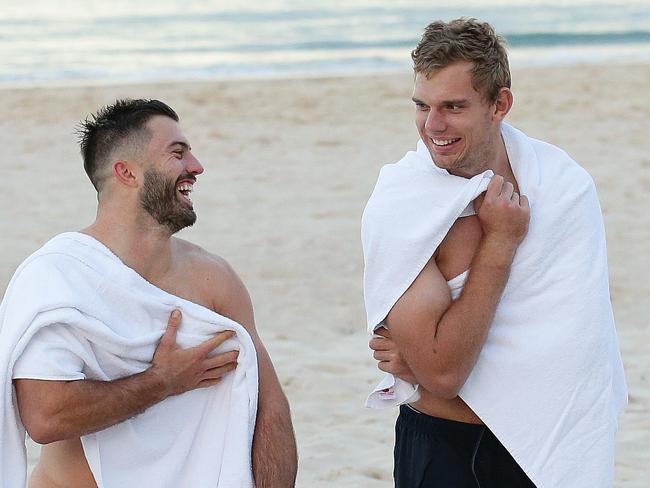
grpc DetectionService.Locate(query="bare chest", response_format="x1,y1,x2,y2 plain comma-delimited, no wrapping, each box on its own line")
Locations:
150,261,221,313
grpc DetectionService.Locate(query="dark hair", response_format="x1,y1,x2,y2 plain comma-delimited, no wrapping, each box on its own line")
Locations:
411,18,511,102
76,99,178,191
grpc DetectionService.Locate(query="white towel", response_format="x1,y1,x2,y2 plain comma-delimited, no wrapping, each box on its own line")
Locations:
361,123,627,488
0,232,258,488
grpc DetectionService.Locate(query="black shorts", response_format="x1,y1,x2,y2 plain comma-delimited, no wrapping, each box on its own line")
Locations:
394,405,536,488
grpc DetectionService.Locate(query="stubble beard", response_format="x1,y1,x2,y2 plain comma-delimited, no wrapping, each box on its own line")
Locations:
458,134,495,177
440,125,497,178
139,168,197,235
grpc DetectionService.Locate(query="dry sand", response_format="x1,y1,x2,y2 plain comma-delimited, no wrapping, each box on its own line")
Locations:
1,63,648,487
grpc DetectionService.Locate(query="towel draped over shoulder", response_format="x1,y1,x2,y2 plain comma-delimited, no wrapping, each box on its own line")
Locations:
361,124,627,488
0,232,258,488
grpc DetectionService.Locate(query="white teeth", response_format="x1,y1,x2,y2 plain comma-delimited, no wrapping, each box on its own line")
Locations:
177,182,194,203
432,138,459,146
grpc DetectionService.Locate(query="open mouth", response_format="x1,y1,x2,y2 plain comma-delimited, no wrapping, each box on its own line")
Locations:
176,182,194,204
431,137,461,147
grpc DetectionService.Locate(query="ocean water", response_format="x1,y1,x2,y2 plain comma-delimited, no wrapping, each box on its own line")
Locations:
0,0,648,86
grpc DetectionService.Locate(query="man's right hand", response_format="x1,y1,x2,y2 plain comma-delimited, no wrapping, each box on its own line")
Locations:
15,309,240,444
149,310,239,397
476,175,530,248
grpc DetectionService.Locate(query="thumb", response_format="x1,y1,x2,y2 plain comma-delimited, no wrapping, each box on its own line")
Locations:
159,309,182,348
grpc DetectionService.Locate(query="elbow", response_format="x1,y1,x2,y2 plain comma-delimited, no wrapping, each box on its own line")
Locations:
418,371,465,400
22,415,63,445
14,380,72,444
19,406,67,444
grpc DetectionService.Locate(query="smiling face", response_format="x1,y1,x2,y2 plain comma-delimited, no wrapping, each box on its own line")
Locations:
413,61,506,178
138,116,204,234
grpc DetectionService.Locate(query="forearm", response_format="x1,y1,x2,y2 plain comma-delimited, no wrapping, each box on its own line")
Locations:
251,346,297,487
382,177,529,396
406,235,517,394
16,309,239,445
16,369,167,444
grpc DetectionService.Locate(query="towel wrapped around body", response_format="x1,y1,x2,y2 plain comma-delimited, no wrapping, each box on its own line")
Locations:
0,232,258,488
362,123,627,488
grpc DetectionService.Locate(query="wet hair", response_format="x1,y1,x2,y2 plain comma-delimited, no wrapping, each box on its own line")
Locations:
76,99,178,192
411,18,511,102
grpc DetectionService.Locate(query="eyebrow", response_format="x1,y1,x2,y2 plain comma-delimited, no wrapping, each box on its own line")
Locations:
412,97,470,108
442,99,468,105
167,141,191,151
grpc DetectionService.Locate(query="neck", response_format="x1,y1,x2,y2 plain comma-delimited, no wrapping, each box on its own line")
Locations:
82,204,175,282
450,127,518,190
490,132,518,191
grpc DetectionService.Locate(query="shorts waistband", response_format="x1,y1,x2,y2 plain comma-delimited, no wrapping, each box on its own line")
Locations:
398,404,485,443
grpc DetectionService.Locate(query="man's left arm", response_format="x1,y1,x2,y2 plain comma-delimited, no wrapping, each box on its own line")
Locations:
215,261,297,488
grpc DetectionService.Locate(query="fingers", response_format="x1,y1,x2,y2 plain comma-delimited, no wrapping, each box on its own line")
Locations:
201,362,238,382
377,361,393,374
519,194,530,210
196,361,238,389
487,175,529,208
373,326,391,339
486,174,504,199
204,350,239,369
158,309,182,349
377,358,407,377
501,181,514,199
369,336,393,351
510,192,530,215
196,330,236,356
197,378,223,389
487,175,517,200
373,350,392,361
369,327,393,351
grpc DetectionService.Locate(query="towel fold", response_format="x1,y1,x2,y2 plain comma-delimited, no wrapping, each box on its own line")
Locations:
361,123,627,487
0,232,258,487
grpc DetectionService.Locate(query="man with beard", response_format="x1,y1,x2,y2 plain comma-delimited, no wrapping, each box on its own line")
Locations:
4,99,297,487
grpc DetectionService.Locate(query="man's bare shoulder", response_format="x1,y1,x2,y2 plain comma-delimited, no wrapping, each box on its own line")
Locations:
173,237,235,277
172,237,255,330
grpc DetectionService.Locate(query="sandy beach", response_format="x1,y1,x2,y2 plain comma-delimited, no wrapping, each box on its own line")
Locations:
1,63,648,487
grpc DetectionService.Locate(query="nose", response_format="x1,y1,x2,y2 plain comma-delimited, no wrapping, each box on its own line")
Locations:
186,153,204,176
424,109,446,133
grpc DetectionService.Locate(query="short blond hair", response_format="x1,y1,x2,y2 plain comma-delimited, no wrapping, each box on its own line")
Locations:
411,18,511,102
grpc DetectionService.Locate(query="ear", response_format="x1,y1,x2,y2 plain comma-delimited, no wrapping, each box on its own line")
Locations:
112,160,140,188
492,87,513,121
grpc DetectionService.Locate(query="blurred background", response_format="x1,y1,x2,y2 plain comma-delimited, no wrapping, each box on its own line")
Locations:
1,1,648,487
1,0,649,86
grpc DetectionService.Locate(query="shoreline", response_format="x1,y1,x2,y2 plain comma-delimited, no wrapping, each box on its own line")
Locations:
1,54,648,92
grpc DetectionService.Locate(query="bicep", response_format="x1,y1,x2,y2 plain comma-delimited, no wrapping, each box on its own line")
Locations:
209,261,284,394
11,324,90,439
207,257,278,382
13,378,72,433
13,378,70,407
386,256,452,351
203,253,253,328
222,276,271,366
